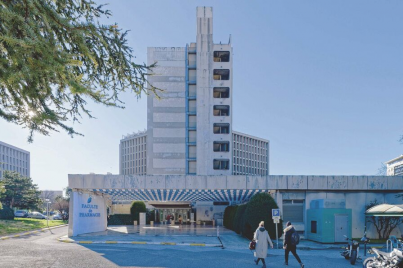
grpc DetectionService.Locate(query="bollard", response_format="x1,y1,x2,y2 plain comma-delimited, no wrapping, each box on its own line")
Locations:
133,221,138,226
150,221,154,226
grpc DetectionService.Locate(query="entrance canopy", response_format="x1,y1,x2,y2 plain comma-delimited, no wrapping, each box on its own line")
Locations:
365,204,403,217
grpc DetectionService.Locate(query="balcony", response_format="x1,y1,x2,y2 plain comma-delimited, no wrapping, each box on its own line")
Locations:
213,105,230,116
213,51,230,62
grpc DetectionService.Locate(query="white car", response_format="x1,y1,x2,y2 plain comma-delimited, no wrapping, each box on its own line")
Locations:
27,212,48,219
52,214,62,220
14,210,28,218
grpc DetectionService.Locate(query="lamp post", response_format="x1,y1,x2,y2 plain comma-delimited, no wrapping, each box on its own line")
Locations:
45,199,51,228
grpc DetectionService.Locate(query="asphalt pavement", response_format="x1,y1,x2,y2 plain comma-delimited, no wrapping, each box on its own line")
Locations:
0,226,372,268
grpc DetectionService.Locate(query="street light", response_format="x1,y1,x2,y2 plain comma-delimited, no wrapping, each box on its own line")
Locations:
45,199,51,228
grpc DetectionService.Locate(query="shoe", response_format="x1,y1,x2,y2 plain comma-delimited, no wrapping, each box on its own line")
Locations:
300,263,304,268
284,262,288,266
254,260,258,265
262,264,266,268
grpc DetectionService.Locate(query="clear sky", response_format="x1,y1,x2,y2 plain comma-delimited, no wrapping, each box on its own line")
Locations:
1,0,402,190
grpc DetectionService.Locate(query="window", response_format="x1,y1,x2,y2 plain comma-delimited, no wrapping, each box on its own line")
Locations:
283,200,304,222
311,221,317,234
213,141,230,152
213,159,229,170
213,51,230,62
213,105,230,116
213,69,230,80
213,87,230,98
213,123,230,134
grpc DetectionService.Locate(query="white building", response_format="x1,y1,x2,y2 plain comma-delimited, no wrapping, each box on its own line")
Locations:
0,141,30,179
120,7,269,176
386,155,403,176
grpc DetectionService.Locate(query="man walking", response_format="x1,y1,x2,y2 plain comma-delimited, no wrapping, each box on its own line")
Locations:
283,221,304,267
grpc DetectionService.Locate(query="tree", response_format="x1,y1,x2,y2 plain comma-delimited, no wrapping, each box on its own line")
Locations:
377,163,387,176
366,200,403,239
0,1,158,142
0,171,42,209
52,195,69,215
243,193,283,240
130,201,146,223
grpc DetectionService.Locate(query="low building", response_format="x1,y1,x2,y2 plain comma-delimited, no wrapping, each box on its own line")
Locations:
386,155,403,176
0,141,30,179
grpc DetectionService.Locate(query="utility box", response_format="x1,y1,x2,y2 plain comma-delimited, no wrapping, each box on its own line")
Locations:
307,199,352,243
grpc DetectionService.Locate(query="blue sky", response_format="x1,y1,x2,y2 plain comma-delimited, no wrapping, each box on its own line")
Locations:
1,0,402,190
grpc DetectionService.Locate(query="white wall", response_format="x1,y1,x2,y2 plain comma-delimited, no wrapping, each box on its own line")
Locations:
68,191,107,237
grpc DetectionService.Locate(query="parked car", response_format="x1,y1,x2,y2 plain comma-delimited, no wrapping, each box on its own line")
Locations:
14,210,28,218
27,212,48,219
52,214,62,220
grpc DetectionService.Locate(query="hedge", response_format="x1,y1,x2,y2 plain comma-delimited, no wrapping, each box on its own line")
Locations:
108,214,133,225
223,193,283,241
223,205,238,230
233,204,247,234
130,201,146,223
0,206,14,220
243,193,283,240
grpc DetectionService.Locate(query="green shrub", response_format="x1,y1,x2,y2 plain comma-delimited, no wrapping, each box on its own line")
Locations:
223,205,238,230
0,206,14,220
233,204,247,234
146,209,156,224
108,214,133,225
130,201,146,223
243,193,283,240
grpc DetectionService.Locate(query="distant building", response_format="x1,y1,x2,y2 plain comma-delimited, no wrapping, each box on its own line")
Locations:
386,155,403,176
0,141,30,179
119,7,269,176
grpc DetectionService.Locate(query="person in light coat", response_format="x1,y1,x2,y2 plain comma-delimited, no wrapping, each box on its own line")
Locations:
253,221,274,267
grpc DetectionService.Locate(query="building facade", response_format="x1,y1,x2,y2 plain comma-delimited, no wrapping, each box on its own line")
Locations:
386,155,403,176
119,7,269,177
119,131,147,175
0,141,30,179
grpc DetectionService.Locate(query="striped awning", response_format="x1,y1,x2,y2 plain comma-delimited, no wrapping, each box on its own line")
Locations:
93,188,269,204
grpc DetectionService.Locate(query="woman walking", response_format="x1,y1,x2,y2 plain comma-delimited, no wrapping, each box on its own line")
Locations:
254,221,274,267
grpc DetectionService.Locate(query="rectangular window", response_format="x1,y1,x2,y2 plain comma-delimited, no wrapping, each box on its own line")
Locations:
213,141,230,152
213,51,230,62
213,159,229,170
283,200,304,222
311,221,317,234
213,87,230,98
213,105,230,116
213,123,230,134
213,69,230,80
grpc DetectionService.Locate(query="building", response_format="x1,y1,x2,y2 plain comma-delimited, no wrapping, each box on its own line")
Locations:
67,7,403,239
119,130,147,175
386,155,403,176
0,141,30,179
119,6,269,177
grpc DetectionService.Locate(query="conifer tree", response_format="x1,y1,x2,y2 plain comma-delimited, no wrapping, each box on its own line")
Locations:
0,0,157,142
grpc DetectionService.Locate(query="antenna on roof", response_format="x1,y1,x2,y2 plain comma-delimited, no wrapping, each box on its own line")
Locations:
228,34,232,44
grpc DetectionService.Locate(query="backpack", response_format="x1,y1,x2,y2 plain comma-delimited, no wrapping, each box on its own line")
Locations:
290,231,300,246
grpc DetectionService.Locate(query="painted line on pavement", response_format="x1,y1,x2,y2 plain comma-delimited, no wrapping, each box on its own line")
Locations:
57,238,221,247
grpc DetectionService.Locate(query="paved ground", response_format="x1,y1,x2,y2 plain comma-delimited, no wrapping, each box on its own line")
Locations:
0,226,375,268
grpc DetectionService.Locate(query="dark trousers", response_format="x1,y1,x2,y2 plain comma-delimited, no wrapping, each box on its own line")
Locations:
285,245,302,263
257,258,266,265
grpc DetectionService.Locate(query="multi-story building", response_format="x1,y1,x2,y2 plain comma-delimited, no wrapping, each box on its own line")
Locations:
386,155,403,176
0,141,30,179
119,7,269,176
119,130,147,175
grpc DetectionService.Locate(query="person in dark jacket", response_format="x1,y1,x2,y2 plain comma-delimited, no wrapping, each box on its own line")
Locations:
283,221,304,267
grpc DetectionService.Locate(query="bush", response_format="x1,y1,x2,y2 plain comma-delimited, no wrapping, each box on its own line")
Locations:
130,201,146,223
233,204,247,234
146,209,156,224
108,214,133,225
0,206,14,220
223,205,238,230
243,193,283,240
